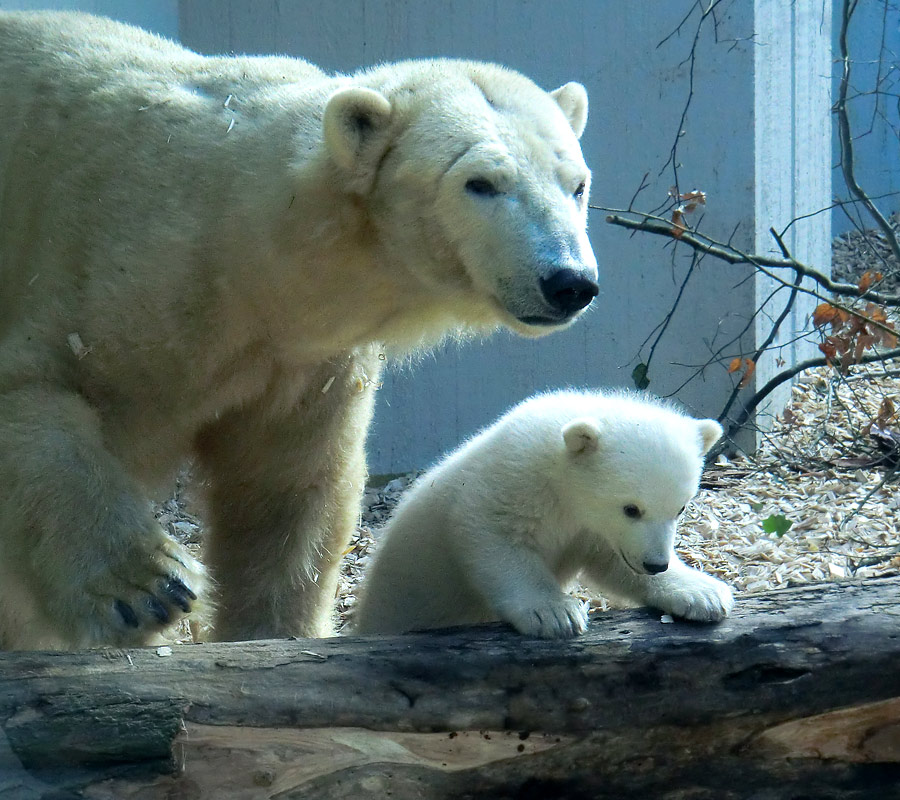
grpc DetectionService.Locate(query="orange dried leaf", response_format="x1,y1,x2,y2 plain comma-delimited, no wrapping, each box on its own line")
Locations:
727,357,742,373
858,271,883,294
671,208,686,239
812,303,839,328
865,303,889,324
738,358,756,388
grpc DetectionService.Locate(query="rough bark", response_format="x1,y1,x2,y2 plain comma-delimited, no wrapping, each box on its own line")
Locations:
1,576,898,799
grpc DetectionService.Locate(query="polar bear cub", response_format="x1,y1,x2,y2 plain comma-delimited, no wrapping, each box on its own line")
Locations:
354,389,733,638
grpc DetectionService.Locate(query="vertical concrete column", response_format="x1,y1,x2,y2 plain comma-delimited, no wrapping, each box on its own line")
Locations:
753,0,832,427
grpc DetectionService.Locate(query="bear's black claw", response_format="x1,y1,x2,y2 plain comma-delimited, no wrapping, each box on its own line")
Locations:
147,595,171,624
163,577,195,612
116,600,140,628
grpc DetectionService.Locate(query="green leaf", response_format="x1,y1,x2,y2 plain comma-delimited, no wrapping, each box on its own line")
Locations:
761,514,793,537
632,362,650,391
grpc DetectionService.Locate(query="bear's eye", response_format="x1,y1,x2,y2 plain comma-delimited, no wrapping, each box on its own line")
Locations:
573,181,586,199
623,504,642,519
465,177,500,197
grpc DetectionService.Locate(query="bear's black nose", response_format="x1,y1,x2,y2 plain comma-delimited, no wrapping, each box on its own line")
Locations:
539,269,599,316
643,560,669,575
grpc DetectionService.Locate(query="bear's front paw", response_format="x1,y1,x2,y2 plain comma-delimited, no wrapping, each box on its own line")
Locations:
656,572,734,622
504,594,589,639
74,531,208,646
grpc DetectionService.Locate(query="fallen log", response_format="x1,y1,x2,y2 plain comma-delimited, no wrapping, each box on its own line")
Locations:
1,576,898,799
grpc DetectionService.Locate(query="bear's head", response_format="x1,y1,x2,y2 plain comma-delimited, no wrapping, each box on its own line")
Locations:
558,406,722,576
322,60,599,338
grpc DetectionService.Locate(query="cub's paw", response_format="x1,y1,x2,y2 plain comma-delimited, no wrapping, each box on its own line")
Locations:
656,572,734,622
504,594,589,639
77,531,209,646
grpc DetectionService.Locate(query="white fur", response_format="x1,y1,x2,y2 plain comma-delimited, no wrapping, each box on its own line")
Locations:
0,11,596,648
354,390,734,638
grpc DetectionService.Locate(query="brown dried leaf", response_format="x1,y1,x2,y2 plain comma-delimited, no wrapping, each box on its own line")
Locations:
877,329,899,349
876,397,896,428
853,332,876,363
864,303,888,323
818,339,837,360
738,358,756,389
812,303,840,329
671,208,686,239
830,334,851,355
857,271,883,294
679,189,707,205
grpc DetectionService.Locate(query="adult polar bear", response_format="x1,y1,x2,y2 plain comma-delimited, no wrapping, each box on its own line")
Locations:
0,12,597,648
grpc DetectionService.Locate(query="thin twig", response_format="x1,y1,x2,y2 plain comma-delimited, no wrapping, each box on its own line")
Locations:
835,0,900,263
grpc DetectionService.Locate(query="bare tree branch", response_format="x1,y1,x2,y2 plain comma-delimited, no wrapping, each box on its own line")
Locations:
836,0,900,264
600,209,900,306
719,346,900,444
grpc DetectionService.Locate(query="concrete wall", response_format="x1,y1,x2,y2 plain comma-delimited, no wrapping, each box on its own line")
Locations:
0,0,177,37
3,0,833,475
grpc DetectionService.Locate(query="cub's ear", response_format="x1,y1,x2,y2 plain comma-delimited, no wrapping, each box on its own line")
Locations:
550,82,588,139
563,418,601,455
323,87,393,192
697,419,723,454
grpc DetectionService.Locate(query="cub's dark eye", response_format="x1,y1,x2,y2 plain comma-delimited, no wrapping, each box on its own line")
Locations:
623,504,642,519
465,178,499,197
574,181,586,199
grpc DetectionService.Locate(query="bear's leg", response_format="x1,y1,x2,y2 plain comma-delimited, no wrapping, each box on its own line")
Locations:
457,528,589,638
196,349,380,641
0,387,206,649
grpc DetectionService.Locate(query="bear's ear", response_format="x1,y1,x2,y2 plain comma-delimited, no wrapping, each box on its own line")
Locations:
550,82,588,139
697,419,723,454
563,418,601,455
323,87,393,191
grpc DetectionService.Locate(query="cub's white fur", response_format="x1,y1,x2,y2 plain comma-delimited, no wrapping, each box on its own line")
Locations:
355,390,733,638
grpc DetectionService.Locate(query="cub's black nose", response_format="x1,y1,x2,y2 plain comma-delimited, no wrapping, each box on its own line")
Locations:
643,560,669,575
539,269,599,316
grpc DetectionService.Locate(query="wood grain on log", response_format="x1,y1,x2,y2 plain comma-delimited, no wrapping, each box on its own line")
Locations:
0,576,898,799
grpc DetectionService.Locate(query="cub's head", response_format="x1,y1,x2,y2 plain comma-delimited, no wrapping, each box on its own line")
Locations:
558,402,722,576
322,60,598,338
